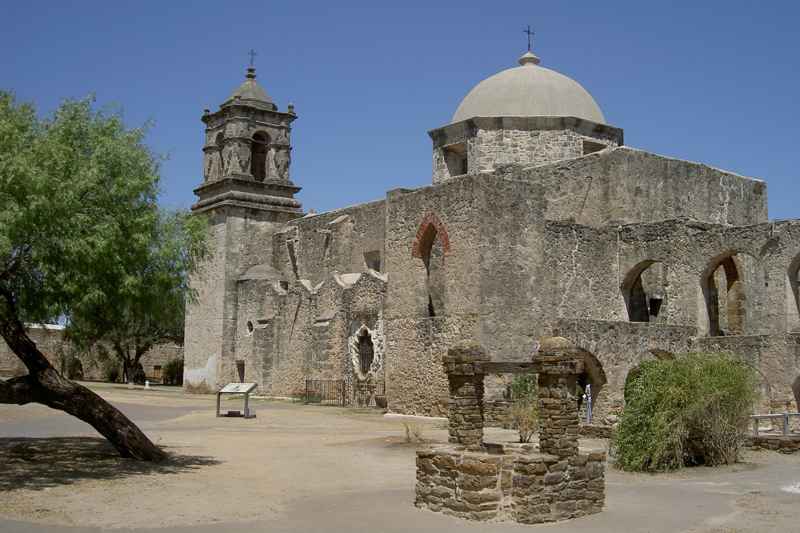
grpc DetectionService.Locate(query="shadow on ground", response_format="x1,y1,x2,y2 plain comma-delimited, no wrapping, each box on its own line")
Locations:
0,437,220,492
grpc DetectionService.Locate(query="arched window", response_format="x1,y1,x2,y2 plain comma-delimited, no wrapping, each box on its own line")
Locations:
793,375,800,413
412,213,450,318
702,253,752,336
251,132,269,181
788,255,800,331
576,349,607,412
622,261,667,322
419,224,445,317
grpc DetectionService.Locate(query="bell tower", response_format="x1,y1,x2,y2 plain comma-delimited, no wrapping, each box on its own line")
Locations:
195,65,301,211
184,65,303,391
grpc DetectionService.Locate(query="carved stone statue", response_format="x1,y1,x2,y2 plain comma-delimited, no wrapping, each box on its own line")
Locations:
237,141,251,175
203,152,212,181
275,148,290,180
267,146,277,179
223,144,238,175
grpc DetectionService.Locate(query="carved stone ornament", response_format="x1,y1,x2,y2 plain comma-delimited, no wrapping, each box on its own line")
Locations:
348,319,385,381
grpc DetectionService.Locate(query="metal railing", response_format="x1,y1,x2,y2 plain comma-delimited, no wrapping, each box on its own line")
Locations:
304,379,347,406
304,379,385,408
750,412,800,436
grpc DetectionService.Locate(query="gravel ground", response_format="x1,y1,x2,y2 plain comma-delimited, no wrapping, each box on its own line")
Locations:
1,382,799,532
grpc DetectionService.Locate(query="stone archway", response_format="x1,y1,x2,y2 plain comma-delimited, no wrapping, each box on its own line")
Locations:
702,252,757,336
622,260,667,322
576,349,607,418
411,213,450,317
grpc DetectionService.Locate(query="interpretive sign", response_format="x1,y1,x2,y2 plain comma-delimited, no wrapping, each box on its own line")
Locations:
216,382,258,418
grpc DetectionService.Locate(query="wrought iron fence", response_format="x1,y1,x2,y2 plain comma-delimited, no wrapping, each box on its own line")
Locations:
304,379,385,408
304,379,347,406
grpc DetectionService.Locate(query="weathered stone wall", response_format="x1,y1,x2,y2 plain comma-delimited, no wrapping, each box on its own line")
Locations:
469,128,616,176
0,326,182,383
0,326,65,377
503,146,767,227
550,319,696,421
692,334,800,413
542,219,800,337
416,445,606,523
383,178,480,415
746,435,800,454
430,117,622,183
416,339,606,524
273,200,386,285
184,207,292,391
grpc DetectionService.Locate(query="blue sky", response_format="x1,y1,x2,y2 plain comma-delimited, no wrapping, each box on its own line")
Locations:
3,1,799,218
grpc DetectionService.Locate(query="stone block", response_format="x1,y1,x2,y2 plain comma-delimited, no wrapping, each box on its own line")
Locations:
544,472,564,485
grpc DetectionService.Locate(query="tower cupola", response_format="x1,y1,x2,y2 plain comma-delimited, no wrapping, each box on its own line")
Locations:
193,65,302,216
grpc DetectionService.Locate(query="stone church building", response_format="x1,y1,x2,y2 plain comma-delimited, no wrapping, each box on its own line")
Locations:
183,49,800,421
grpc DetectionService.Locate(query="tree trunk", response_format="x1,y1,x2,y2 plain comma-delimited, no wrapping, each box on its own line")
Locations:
0,300,166,462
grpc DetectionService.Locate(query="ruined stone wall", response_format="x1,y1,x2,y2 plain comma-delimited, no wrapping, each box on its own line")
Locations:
0,326,182,383
240,271,388,398
477,178,547,363
0,326,65,377
501,146,767,227
416,445,606,523
273,200,386,285
692,334,800,413
550,319,696,421
383,177,487,415
542,219,800,338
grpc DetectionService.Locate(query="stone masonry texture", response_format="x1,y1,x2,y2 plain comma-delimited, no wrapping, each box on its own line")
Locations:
183,67,800,435
415,339,605,524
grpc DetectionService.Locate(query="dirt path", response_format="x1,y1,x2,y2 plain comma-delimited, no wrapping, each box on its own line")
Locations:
1,383,798,532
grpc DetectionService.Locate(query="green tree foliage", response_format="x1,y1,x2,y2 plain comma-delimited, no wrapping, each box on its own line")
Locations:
613,353,758,472
161,358,184,386
66,208,206,383
0,91,204,460
509,374,538,443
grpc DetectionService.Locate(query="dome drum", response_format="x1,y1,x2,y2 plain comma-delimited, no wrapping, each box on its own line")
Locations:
429,116,623,184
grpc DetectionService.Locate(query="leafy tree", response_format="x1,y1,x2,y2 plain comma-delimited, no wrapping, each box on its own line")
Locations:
66,209,206,384
0,91,204,461
509,374,538,443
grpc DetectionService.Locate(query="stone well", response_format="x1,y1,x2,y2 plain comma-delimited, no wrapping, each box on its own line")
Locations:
414,338,606,524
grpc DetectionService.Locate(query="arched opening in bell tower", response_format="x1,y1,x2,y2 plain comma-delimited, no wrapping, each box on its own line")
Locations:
251,132,269,181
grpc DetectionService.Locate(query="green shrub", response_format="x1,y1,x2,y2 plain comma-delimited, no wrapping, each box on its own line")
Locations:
162,358,184,386
613,353,758,472
103,361,120,383
66,357,84,380
509,374,538,443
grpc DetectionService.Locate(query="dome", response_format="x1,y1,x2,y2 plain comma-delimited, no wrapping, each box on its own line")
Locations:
451,51,605,124
223,67,276,110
